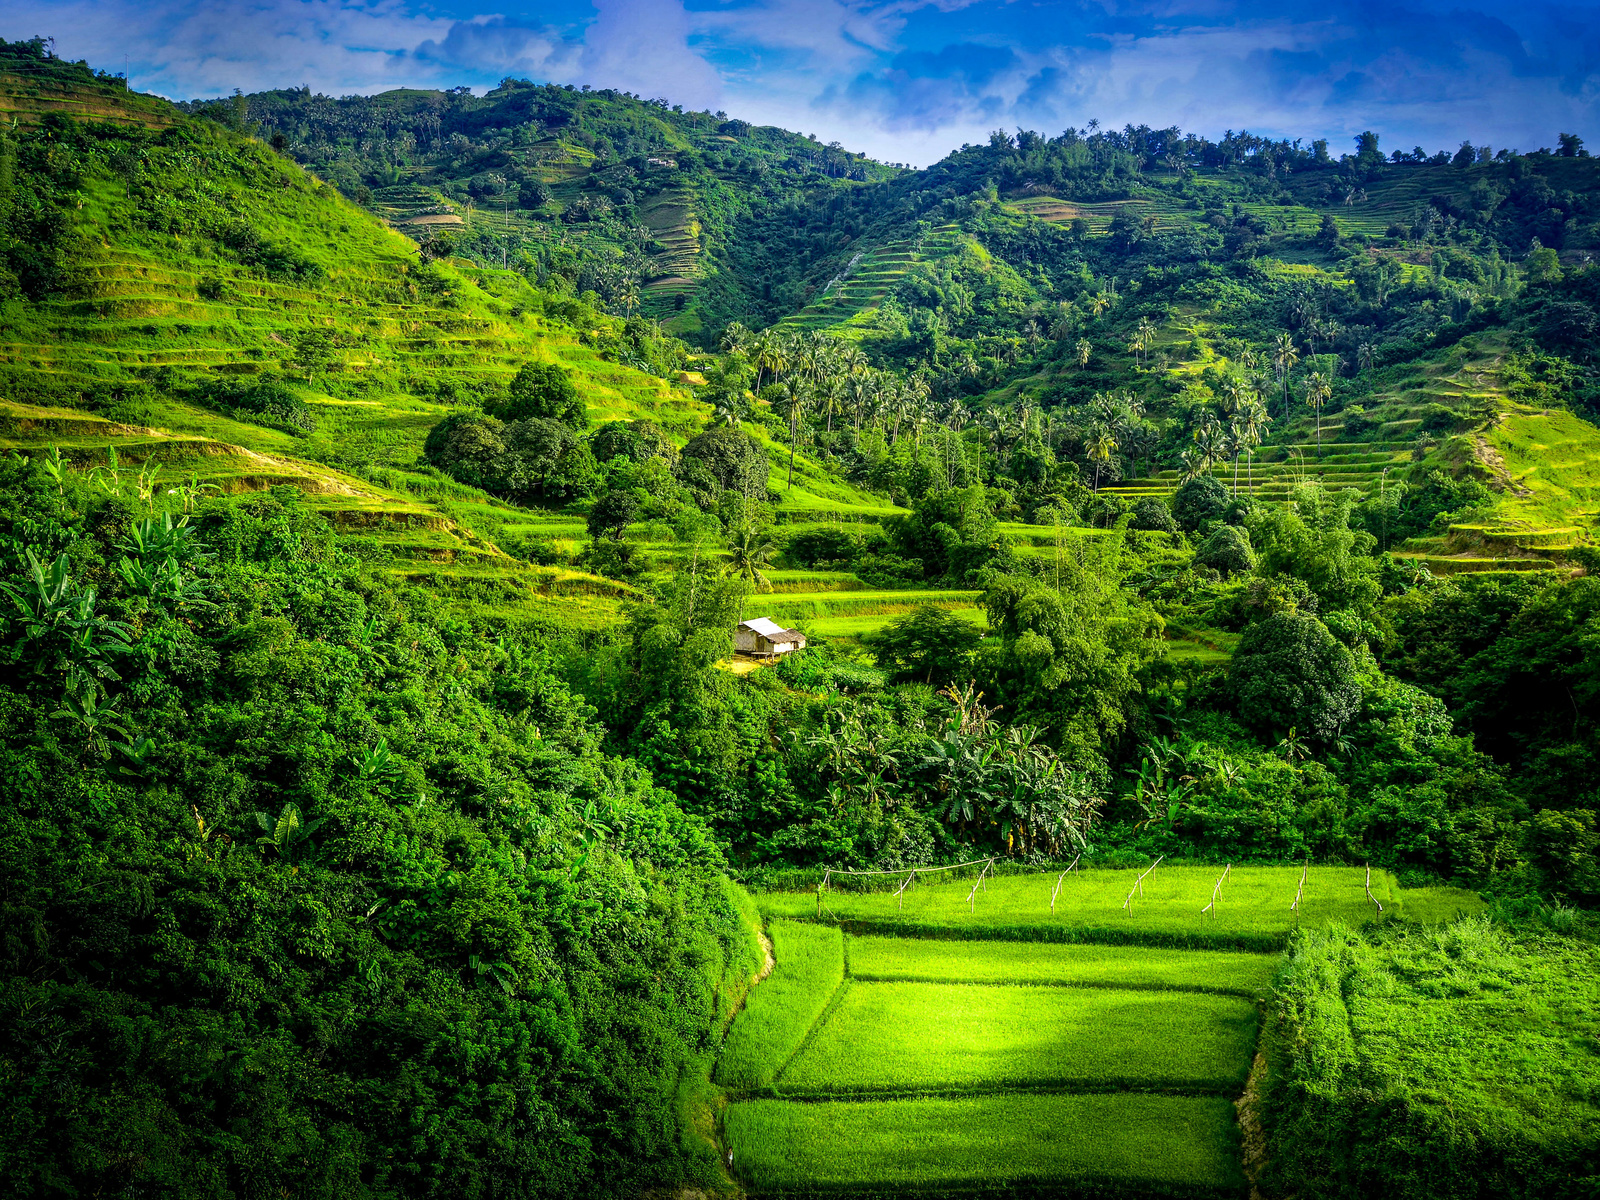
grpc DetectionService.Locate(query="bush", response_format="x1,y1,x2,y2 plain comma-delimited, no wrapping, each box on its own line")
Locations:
1171,475,1229,532
679,425,769,502
1129,498,1178,533
1230,610,1360,739
1195,524,1254,576
492,361,586,427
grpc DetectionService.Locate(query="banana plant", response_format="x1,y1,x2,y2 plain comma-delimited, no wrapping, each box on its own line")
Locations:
1,549,133,681
568,799,612,880
254,803,325,862
50,674,129,746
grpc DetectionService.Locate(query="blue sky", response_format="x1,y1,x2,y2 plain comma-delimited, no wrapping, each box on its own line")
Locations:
5,0,1598,165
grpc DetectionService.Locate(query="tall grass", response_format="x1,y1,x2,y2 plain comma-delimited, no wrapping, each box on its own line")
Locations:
713,921,844,1092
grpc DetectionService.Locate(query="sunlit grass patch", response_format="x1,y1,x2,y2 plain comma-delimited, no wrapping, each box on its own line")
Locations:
847,935,1276,996
725,1092,1245,1196
777,980,1257,1096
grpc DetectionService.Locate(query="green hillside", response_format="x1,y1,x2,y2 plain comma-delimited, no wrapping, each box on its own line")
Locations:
2,35,1599,1200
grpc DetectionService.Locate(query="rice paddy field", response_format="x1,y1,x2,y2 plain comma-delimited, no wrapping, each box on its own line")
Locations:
718,870,1491,1197
757,864,1484,951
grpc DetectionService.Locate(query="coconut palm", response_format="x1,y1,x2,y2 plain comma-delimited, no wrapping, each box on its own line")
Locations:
1076,338,1092,368
1357,342,1375,374
1239,400,1271,495
1272,332,1300,422
726,523,778,594
1303,371,1332,452
1087,428,1117,492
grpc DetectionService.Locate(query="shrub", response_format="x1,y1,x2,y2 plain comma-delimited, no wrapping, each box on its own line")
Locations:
1195,524,1254,576
1230,610,1360,739
1172,475,1229,532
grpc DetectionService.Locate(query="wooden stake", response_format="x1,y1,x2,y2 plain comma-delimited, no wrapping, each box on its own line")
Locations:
1051,854,1081,913
894,869,916,912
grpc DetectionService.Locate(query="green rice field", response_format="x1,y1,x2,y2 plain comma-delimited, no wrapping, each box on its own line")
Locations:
721,869,1490,1195
725,1092,1246,1196
714,921,844,1091
848,935,1278,996
758,865,1484,950
778,981,1256,1095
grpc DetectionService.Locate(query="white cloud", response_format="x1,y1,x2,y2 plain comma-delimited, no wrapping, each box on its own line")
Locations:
2,0,1594,159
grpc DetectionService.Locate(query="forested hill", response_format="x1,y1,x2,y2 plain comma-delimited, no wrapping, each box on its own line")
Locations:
194,77,1600,353
197,79,905,340
3,34,1600,1200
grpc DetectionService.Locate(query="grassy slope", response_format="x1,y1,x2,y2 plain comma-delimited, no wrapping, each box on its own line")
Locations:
0,80,897,626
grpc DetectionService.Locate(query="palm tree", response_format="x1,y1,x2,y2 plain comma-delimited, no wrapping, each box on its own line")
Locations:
1303,371,1332,452
1272,332,1300,422
1240,400,1270,495
776,381,808,488
726,523,777,597
1087,428,1117,492
1192,416,1226,475
1076,338,1092,368
1357,342,1375,374
719,321,751,355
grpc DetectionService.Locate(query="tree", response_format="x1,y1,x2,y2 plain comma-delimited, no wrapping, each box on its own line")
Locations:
725,522,777,594
1272,333,1300,421
679,425,769,501
1076,338,1092,368
493,362,586,427
1230,610,1361,740
1087,429,1117,492
1525,242,1563,285
1303,371,1332,452
1195,524,1254,576
1129,498,1178,534
1171,474,1229,533
869,605,983,686
587,489,639,541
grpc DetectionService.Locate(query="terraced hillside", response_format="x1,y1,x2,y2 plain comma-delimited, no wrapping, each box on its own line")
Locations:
0,77,903,626
720,867,1482,1197
780,224,963,336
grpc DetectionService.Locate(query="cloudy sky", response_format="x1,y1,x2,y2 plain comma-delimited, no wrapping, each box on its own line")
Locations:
5,0,1598,165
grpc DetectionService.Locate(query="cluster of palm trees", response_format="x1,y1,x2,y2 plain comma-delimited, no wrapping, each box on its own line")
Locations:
718,322,945,484
1184,375,1273,493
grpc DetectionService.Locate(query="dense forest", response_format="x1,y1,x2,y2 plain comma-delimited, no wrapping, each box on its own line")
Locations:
0,32,1597,1200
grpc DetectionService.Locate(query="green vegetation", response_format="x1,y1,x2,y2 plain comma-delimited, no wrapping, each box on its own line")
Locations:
779,981,1256,1094
724,1093,1246,1196
1,34,1599,1200
761,866,1481,950
847,935,1278,995
1265,919,1600,1199
713,921,843,1091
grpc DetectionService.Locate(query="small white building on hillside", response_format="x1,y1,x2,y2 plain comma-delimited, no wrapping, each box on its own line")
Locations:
736,617,807,659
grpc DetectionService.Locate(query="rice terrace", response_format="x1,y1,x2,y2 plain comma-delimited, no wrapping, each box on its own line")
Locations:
717,864,1485,1196
1,20,1599,1200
